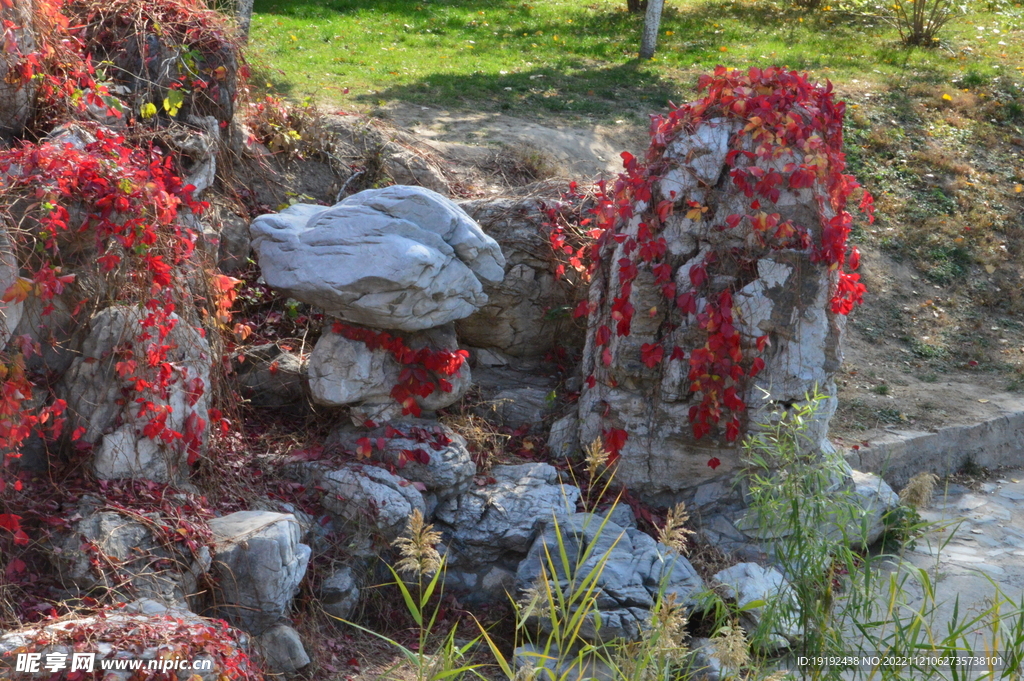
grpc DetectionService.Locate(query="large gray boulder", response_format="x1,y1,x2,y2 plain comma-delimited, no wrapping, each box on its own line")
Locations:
61,306,211,483
250,186,505,331
434,463,580,601
436,463,580,566
208,511,311,635
516,512,704,642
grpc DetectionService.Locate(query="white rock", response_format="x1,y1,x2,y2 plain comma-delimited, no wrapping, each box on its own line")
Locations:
209,511,311,634
250,186,505,331
713,562,800,648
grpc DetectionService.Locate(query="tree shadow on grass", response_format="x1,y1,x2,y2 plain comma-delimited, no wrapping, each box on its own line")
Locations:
358,60,691,118
253,0,542,19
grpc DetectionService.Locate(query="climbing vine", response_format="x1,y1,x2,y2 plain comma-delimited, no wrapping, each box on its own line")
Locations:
570,67,874,464
0,0,242,548
330,322,469,419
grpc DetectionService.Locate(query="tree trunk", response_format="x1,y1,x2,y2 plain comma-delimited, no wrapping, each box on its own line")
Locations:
639,0,664,59
626,0,648,13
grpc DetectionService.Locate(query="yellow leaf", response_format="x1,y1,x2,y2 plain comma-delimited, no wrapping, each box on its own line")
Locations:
1015,184,1023,193
979,399,990,403
985,264,996,273
290,34,298,41
2,277,33,304
719,46,728,51
942,93,952,101
139,102,157,119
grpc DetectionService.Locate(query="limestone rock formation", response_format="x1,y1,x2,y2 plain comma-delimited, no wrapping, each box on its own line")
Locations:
289,462,426,541
456,197,582,358
328,420,476,503
61,306,211,484
578,106,850,502
434,463,580,601
250,186,505,331
208,511,311,635
50,498,211,610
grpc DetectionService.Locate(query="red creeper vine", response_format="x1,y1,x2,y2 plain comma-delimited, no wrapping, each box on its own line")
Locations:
573,67,874,468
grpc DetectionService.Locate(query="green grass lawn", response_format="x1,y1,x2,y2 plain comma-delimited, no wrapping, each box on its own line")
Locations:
249,0,1024,120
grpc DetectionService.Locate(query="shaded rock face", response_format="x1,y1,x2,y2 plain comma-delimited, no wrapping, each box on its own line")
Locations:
232,343,307,409
471,367,559,432
308,322,470,415
254,623,310,675
61,307,211,484
578,117,844,502
456,197,583,358
249,186,505,332
516,512,704,642
320,566,360,621
0,2,37,142
208,511,311,635
434,463,580,602
50,500,210,610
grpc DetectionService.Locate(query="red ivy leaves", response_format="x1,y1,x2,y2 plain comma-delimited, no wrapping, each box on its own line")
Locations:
332,322,469,417
640,343,664,368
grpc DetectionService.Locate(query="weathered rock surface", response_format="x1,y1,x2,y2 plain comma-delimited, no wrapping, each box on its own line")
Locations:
250,186,505,331
547,407,581,459
0,2,37,141
577,111,845,502
254,623,310,675
456,197,583,358
516,513,704,642
232,343,307,408
328,420,476,503
0,600,251,681
308,322,470,415
436,463,579,565
434,463,580,601
0,227,23,349
50,499,210,609
290,462,426,541
61,306,211,483
848,469,900,546
208,511,311,635
713,562,800,648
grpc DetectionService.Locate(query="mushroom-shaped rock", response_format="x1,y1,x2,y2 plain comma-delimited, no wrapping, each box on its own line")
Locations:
249,186,505,331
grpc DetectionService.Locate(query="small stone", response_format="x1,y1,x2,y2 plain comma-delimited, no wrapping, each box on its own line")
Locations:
255,623,310,674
